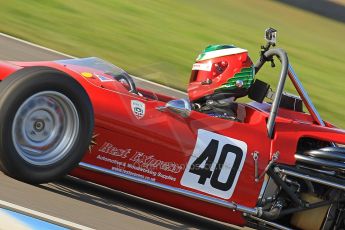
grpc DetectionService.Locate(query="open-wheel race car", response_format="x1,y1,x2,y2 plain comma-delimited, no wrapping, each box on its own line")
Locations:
0,28,344,229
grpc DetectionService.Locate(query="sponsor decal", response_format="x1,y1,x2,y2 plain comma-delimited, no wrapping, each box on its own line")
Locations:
192,62,212,71
95,74,115,82
96,141,184,182
81,72,93,78
130,152,183,174
131,100,145,119
180,129,247,199
98,142,130,158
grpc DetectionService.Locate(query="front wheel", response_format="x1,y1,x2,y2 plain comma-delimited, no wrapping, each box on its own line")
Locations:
0,66,94,184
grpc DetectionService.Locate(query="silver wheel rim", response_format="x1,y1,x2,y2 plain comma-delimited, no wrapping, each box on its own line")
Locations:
12,91,79,166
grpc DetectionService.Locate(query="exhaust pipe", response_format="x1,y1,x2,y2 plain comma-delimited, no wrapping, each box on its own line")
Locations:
276,167,345,191
295,154,345,171
304,147,345,162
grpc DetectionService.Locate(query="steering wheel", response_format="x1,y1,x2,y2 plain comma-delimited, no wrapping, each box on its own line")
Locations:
106,72,139,95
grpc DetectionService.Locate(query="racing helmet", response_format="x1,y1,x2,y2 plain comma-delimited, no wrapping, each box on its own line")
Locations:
188,44,254,101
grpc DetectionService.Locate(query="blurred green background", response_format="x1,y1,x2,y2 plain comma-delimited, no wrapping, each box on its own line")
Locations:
0,0,344,127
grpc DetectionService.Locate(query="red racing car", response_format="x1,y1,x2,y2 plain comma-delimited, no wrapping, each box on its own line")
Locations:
0,29,344,229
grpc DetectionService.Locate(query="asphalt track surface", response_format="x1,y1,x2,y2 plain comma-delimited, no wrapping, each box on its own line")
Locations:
0,34,239,230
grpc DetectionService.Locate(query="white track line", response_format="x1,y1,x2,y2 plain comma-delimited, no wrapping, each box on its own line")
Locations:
0,200,94,230
0,32,186,95
130,75,187,94
0,32,75,59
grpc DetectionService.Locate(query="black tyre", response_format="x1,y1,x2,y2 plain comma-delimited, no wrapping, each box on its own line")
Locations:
0,66,94,184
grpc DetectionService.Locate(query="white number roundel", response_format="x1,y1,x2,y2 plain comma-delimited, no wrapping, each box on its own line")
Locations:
180,129,247,199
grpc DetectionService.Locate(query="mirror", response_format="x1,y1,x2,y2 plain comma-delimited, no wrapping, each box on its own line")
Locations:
157,99,192,117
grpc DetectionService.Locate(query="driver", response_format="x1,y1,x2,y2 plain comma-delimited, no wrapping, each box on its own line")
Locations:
188,44,255,121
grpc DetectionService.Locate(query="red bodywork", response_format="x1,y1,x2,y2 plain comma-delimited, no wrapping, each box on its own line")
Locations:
1,59,345,226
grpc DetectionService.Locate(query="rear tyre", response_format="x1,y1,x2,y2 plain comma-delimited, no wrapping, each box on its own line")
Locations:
0,66,94,184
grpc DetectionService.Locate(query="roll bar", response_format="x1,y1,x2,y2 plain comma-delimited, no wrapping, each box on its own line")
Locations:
254,48,326,138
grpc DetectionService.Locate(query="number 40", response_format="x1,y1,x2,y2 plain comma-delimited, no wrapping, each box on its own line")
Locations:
189,139,243,191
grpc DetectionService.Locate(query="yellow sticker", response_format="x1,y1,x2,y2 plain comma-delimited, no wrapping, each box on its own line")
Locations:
81,72,93,78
